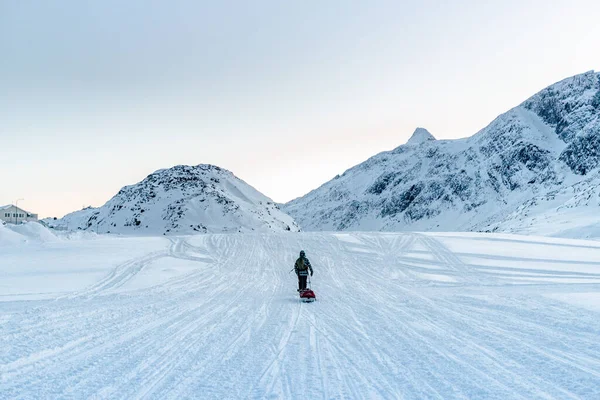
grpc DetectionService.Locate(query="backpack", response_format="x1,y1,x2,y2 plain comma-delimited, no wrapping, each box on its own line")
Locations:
296,257,308,274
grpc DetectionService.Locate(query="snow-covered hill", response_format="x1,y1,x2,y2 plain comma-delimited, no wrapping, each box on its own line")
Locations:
46,164,299,235
284,71,600,237
0,221,61,245
2,231,600,398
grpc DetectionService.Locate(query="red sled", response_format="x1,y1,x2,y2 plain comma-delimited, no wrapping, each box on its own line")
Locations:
299,289,316,302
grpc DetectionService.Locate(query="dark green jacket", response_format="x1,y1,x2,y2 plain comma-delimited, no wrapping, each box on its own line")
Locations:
294,257,313,276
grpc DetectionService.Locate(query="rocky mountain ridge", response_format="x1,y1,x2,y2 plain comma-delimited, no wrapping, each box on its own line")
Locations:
283,71,600,238
47,165,300,235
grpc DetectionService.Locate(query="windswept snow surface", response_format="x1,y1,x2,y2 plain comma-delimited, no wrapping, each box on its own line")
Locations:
2,232,600,399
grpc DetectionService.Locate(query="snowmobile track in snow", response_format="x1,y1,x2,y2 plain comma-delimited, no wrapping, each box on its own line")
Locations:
2,232,600,399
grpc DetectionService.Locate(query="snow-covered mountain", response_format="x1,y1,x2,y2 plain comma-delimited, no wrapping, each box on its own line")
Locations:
284,71,600,237
47,164,300,235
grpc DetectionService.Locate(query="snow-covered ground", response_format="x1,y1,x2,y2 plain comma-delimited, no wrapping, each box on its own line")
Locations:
2,226,600,398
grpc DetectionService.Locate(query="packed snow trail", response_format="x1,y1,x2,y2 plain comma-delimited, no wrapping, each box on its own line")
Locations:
2,232,600,399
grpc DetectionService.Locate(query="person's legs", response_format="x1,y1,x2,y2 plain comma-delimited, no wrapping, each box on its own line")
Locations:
299,275,307,290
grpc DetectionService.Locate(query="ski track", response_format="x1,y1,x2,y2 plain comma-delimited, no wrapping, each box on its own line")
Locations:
1,232,600,399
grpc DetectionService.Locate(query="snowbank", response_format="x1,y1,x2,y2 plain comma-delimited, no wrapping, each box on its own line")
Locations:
0,222,60,246
55,230,100,241
0,222,27,247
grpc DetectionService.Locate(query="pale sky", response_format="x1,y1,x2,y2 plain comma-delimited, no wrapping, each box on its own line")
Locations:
1,0,599,218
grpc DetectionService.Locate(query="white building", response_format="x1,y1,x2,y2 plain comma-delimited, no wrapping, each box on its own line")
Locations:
0,205,38,224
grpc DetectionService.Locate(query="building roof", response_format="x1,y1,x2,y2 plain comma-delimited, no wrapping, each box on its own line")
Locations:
0,204,35,214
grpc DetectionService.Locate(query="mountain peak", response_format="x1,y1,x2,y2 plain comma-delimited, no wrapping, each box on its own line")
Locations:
283,70,600,234
406,127,436,145
47,163,300,234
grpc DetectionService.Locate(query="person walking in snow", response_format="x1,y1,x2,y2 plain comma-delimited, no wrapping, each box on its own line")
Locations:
294,250,313,291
